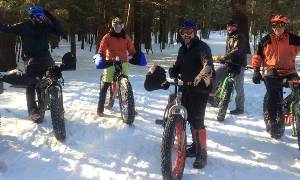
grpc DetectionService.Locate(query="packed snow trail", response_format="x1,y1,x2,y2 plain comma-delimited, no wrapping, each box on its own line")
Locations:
0,32,299,180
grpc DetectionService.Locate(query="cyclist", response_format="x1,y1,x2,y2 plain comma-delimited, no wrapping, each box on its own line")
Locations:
96,17,136,117
252,15,300,139
168,20,214,169
210,20,248,115
0,5,64,123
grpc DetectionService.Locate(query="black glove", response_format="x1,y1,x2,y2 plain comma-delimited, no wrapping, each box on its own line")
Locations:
169,67,178,79
161,81,170,90
252,68,262,84
44,9,55,21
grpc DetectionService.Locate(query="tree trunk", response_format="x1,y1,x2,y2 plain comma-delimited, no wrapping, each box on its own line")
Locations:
0,34,17,71
69,7,76,56
133,0,142,52
270,0,279,14
231,0,251,53
0,13,17,71
159,3,167,50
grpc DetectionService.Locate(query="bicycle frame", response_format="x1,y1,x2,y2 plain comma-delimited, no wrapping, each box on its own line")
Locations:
218,73,235,99
167,80,188,121
283,80,300,137
109,61,127,97
37,67,64,112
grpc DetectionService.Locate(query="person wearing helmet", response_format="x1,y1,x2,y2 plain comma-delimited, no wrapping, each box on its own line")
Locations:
252,15,300,139
209,20,248,115
96,17,136,116
0,5,64,123
168,19,214,169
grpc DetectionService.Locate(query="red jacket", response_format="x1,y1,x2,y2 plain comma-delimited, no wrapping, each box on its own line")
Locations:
98,33,136,62
252,32,300,76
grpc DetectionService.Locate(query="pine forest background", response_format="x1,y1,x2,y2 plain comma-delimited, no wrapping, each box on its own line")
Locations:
0,0,300,70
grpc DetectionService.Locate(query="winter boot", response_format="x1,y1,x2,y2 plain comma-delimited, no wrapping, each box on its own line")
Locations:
29,108,42,123
270,121,281,139
186,128,196,157
193,128,207,169
97,82,111,116
230,108,244,115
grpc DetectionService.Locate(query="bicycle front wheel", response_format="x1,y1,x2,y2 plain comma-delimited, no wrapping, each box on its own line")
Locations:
161,114,186,180
217,80,234,121
49,86,66,141
118,77,135,125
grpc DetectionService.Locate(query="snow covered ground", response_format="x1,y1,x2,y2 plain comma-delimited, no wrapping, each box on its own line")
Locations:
0,32,300,180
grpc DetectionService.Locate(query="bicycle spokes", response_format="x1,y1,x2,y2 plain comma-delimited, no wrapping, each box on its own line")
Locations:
171,120,186,179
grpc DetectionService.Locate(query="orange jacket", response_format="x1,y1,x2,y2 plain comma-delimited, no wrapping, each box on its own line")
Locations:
252,32,300,76
98,33,136,62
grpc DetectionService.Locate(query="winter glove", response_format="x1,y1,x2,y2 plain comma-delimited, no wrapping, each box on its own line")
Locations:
194,65,213,87
129,53,140,65
161,81,170,90
252,67,262,84
168,66,178,79
212,55,225,62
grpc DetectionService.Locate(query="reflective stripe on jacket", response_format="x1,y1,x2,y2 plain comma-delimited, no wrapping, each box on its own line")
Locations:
252,32,300,76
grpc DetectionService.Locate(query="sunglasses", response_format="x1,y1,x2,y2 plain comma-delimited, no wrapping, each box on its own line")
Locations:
271,22,286,28
179,29,194,36
112,23,124,29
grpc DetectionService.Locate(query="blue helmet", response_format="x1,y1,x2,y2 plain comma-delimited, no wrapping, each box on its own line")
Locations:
180,20,197,30
28,6,45,20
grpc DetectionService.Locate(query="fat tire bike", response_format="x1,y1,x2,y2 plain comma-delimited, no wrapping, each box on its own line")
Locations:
100,60,135,125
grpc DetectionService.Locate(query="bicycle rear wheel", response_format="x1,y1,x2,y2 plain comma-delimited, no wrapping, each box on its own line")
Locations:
217,80,233,121
161,114,186,180
295,108,300,151
209,82,222,107
118,77,135,125
36,87,45,122
106,82,116,109
263,92,285,138
49,86,66,141
100,75,115,109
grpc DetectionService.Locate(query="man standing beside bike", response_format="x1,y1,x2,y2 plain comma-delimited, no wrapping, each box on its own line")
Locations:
0,6,64,123
252,15,300,139
211,20,248,115
96,17,136,117
168,20,214,169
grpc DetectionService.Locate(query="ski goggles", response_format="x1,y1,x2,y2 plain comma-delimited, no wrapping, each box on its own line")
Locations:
112,23,124,30
179,28,194,36
33,15,45,22
271,21,286,28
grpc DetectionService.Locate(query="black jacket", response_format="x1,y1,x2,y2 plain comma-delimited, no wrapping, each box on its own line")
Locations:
224,30,248,67
173,37,214,93
0,18,63,58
